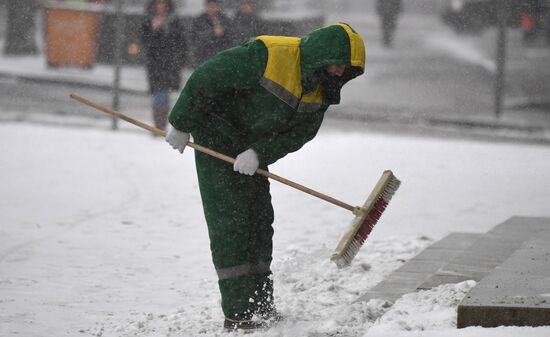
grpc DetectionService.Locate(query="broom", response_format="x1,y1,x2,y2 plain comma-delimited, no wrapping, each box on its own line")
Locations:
330,170,400,268
70,93,401,267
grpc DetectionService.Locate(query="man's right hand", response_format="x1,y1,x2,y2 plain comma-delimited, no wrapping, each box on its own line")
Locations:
165,124,190,154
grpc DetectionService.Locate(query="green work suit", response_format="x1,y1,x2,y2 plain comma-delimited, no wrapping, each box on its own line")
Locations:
168,24,365,317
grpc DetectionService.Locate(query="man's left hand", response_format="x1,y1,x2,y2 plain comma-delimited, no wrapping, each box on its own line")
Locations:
233,149,259,176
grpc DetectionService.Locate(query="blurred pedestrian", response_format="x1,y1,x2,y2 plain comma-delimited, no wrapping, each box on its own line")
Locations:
233,0,263,44
521,0,539,44
191,0,233,66
376,0,402,48
519,0,550,45
140,0,186,131
165,23,365,332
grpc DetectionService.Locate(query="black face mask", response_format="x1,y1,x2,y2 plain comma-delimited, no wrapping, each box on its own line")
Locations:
319,67,363,105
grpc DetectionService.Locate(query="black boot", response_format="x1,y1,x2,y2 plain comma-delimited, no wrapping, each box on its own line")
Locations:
256,305,283,325
254,274,283,326
223,313,267,332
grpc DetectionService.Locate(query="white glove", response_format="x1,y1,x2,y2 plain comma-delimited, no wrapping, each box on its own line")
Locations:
165,124,190,153
233,149,259,176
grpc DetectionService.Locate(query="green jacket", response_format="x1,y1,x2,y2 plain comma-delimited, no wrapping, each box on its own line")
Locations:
169,23,365,167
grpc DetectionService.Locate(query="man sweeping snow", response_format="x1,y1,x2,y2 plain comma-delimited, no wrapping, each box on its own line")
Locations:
165,23,365,331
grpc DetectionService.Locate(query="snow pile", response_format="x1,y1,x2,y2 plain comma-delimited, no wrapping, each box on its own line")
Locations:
102,237,431,337
367,280,477,334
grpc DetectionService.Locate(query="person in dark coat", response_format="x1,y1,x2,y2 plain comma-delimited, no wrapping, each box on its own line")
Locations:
140,0,186,131
376,0,402,48
232,0,263,44
191,0,233,66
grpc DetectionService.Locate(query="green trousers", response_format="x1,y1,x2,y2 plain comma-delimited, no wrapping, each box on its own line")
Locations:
193,128,275,317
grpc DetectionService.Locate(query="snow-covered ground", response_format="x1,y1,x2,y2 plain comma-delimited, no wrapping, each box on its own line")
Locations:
1,119,550,337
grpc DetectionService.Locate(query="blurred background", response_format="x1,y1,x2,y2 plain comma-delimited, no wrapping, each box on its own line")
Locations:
0,0,549,141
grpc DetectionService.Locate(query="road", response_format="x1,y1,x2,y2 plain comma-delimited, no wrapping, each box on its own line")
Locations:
0,75,152,123
0,11,548,135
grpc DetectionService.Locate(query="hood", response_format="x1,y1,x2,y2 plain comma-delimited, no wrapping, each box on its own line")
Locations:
300,23,366,104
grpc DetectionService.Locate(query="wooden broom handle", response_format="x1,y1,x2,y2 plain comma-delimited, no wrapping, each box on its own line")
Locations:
70,93,356,213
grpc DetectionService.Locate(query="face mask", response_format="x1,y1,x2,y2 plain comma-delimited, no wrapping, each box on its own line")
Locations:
321,73,343,105
320,67,363,105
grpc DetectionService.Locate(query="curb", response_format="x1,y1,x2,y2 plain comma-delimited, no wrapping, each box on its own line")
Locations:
329,109,550,144
0,71,147,96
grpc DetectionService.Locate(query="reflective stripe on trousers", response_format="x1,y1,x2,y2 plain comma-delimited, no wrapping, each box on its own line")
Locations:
216,260,271,280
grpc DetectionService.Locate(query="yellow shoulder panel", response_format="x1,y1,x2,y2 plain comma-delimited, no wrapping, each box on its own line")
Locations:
257,36,303,98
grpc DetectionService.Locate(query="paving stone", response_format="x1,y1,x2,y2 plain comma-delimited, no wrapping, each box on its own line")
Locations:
396,260,450,273
372,273,428,289
425,232,484,250
443,259,504,271
457,229,550,328
418,217,550,289
355,232,480,303
413,248,470,262
357,216,550,327
418,273,487,288
487,216,550,235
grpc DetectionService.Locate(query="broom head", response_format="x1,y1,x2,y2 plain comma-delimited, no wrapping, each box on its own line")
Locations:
331,170,401,268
